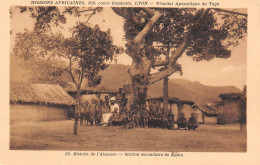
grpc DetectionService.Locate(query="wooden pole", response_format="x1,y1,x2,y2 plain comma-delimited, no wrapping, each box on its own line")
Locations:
163,43,170,113
163,77,169,113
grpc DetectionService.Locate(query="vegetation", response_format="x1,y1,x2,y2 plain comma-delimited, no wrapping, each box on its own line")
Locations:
13,7,122,135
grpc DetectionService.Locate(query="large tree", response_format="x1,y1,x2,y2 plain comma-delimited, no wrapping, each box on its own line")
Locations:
111,8,247,106
12,6,247,108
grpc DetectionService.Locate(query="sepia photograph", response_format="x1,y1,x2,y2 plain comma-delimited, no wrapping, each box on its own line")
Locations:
9,6,248,153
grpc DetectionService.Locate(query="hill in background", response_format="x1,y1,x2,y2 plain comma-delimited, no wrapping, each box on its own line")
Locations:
10,53,30,83
98,64,241,105
10,54,241,106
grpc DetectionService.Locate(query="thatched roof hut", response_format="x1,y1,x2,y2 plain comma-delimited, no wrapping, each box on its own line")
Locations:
219,93,242,101
147,97,194,105
10,83,76,106
65,84,118,96
196,105,219,115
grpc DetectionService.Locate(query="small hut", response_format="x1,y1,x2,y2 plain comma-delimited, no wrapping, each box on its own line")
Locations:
66,85,118,97
195,105,219,124
10,83,76,123
65,84,118,104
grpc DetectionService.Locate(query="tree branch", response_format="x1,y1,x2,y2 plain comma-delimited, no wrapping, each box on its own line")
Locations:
149,67,175,85
111,7,142,24
69,56,78,88
213,8,247,17
85,9,97,24
112,8,162,62
36,7,56,22
142,8,155,17
153,44,170,67
78,68,84,89
79,8,99,13
149,9,211,84
129,8,142,24
125,42,142,62
153,60,169,67
144,33,154,58
133,9,162,46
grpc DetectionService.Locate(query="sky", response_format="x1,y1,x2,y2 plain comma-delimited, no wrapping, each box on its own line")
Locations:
10,7,247,90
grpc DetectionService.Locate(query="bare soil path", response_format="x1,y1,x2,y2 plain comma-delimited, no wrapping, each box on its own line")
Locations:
10,120,246,152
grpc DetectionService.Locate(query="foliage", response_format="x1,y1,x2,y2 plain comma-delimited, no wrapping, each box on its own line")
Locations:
13,29,70,86
124,8,247,63
14,29,66,60
64,22,123,87
12,6,103,33
13,22,122,88
23,58,71,87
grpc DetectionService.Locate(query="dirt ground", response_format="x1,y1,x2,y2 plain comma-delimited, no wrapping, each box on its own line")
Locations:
10,120,246,152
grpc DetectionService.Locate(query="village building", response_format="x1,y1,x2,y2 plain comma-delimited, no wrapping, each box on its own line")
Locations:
147,97,219,124
10,83,76,123
218,93,243,124
195,105,219,124
147,97,202,123
66,85,118,104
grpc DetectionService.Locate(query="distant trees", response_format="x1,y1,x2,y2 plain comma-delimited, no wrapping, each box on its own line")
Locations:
13,29,70,87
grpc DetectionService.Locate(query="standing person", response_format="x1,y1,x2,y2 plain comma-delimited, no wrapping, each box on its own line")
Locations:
95,93,103,125
102,96,110,113
127,104,135,129
79,104,85,126
148,103,155,128
120,107,128,128
95,102,103,125
141,105,149,128
96,93,103,108
116,88,127,116
116,88,123,106
83,101,90,126
133,104,141,128
89,99,96,126
154,106,161,128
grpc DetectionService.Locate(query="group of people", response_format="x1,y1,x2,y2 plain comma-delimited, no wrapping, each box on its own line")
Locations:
78,92,198,130
78,93,122,126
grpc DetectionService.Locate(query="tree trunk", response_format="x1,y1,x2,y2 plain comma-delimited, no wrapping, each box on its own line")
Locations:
127,58,151,107
128,75,148,106
163,77,169,113
73,88,81,135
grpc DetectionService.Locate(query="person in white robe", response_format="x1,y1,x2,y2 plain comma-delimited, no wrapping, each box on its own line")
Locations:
102,97,120,126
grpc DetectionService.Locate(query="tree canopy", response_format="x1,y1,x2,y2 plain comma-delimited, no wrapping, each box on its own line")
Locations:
114,8,247,85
